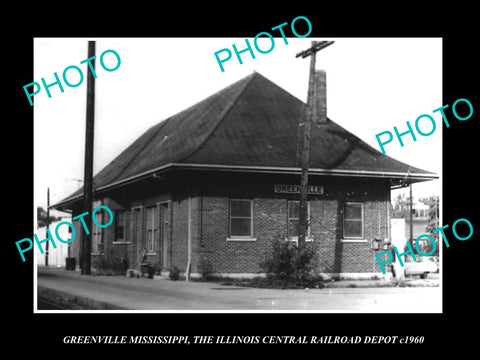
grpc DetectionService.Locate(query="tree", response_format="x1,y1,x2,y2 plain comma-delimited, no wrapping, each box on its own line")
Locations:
37,207,61,227
390,193,412,218
418,195,440,256
419,195,440,234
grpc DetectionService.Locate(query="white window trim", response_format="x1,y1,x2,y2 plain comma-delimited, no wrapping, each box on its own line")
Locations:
226,237,257,242
146,205,157,255
287,236,315,245
342,202,364,240
341,238,368,243
229,199,254,239
114,209,128,243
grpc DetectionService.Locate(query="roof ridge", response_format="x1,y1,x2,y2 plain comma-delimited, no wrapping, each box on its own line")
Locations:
177,72,258,164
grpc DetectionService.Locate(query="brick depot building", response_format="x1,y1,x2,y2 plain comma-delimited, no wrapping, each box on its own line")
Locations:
55,72,436,278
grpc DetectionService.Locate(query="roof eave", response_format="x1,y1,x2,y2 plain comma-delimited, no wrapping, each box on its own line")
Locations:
52,162,437,210
172,163,438,179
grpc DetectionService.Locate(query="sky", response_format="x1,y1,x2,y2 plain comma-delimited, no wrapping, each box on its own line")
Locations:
33,37,442,211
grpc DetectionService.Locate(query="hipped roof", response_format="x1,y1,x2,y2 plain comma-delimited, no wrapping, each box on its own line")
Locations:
56,72,436,208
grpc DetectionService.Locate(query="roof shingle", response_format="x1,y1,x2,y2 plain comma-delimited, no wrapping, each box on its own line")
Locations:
57,71,436,206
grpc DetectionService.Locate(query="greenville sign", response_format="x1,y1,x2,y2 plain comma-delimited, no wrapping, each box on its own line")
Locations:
274,184,324,194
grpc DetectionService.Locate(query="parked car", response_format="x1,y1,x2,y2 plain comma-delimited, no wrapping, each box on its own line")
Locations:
404,257,439,278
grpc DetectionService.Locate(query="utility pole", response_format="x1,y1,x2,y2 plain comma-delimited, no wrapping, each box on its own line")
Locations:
45,187,50,267
81,40,96,275
409,183,413,245
295,41,334,247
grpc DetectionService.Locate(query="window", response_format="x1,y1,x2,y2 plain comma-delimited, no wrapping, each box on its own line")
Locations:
146,206,157,253
92,210,104,253
114,210,126,242
413,208,428,218
287,200,311,241
343,202,364,239
229,199,253,238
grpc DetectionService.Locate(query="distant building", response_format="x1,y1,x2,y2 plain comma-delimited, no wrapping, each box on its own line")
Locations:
54,72,437,278
391,200,438,257
411,202,429,220
402,201,432,241
36,217,72,268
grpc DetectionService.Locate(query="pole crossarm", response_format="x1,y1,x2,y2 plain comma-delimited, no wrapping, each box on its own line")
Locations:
296,40,335,59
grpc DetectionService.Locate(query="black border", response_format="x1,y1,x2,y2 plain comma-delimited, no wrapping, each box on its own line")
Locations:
7,6,479,355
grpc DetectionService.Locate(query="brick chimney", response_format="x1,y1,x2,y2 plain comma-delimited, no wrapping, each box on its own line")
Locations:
313,69,327,124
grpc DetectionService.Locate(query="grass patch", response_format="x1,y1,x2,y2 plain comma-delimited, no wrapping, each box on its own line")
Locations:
213,276,326,289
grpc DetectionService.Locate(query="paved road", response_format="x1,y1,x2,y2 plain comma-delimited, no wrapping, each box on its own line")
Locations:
37,267,441,312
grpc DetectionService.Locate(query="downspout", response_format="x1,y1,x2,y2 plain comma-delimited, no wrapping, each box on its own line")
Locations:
186,194,192,282
199,187,203,248
409,183,413,245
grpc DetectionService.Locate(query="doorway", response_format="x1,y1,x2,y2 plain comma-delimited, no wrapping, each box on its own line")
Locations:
159,202,170,270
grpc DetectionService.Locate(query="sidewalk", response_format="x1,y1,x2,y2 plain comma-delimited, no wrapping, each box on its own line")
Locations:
36,266,441,312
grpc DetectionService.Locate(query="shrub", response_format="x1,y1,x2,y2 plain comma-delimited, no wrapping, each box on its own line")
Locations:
198,257,214,281
260,236,318,288
169,265,182,281
153,262,163,275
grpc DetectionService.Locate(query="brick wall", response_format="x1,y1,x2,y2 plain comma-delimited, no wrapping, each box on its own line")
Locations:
67,173,390,276
170,196,189,272
198,195,262,274
198,178,390,274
